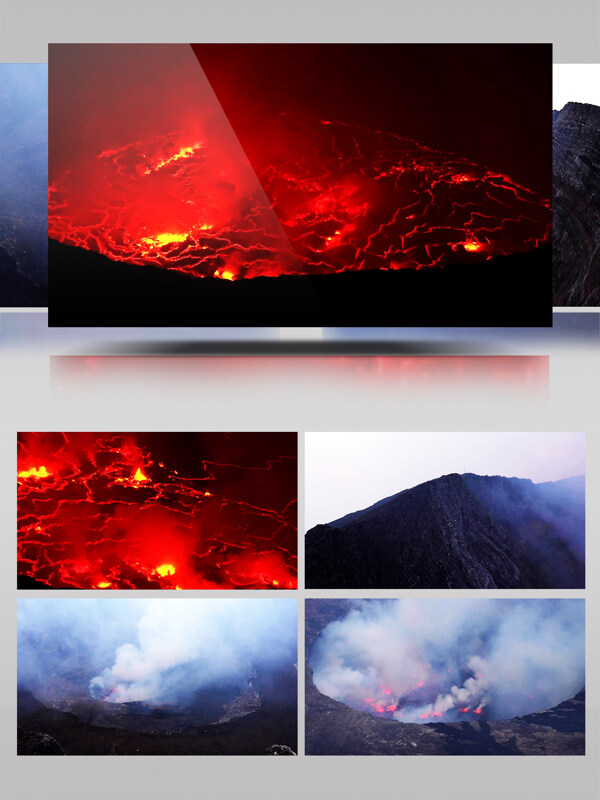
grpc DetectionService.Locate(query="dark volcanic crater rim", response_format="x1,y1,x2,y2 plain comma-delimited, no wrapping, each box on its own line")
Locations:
48,238,551,327
17,685,298,756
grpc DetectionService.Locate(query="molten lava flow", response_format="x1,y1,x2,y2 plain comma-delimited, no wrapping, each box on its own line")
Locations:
49,126,300,280
143,142,204,174
155,563,176,577
18,466,50,480
141,233,190,248
17,432,297,590
49,113,550,280
260,120,550,274
214,268,234,281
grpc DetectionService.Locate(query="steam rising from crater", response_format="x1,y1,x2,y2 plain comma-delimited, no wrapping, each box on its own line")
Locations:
309,599,584,723
18,599,297,706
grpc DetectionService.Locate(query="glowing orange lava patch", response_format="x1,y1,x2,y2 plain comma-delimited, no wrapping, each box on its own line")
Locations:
132,468,149,483
18,466,50,480
155,563,176,577
451,173,471,183
141,233,190,248
143,143,203,174
214,268,234,281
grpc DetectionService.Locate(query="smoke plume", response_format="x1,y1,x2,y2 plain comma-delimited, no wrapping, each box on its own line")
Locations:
309,599,584,723
18,599,297,706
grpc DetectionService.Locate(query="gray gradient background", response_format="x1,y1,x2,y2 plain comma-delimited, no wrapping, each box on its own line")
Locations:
1,1,599,799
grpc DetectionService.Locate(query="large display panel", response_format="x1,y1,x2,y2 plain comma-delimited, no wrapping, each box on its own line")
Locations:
48,43,552,327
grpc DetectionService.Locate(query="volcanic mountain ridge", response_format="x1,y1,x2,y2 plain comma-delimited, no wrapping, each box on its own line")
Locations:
305,472,585,588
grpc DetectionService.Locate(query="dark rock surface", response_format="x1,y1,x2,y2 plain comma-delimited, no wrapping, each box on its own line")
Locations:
553,101,600,305
266,744,297,755
17,727,65,755
0,245,47,306
217,666,262,723
48,238,551,327
17,575,69,589
305,601,585,756
305,473,584,588
17,687,297,756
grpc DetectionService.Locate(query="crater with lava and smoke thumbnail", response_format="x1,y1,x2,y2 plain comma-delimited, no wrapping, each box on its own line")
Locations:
305,599,585,755
17,432,297,590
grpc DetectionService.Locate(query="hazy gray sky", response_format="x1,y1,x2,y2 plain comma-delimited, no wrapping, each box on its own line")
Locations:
554,64,600,109
305,432,585,530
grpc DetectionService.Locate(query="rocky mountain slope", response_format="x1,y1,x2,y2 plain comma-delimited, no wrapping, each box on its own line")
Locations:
305,473,584,588
553,101,600,305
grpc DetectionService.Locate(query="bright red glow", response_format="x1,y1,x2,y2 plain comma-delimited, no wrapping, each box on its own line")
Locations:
48,46,551,281
49,115,298,279
357,675,491,722
362,691,401,717
17,432,297,590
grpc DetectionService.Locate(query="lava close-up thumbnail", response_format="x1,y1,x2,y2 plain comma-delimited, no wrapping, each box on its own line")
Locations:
17,432,297,590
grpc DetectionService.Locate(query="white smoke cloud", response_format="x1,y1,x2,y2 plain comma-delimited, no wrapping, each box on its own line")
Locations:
90,599,297,703
18,598,297,705
310,599,584,723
